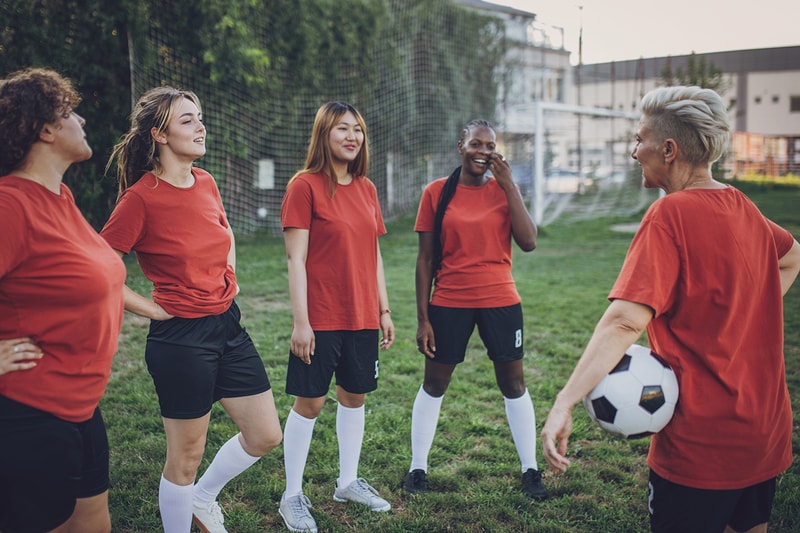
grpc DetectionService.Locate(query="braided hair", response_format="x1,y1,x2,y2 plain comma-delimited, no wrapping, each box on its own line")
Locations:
431,119,494,275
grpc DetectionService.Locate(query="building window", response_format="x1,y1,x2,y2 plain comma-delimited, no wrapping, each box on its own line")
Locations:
754,96,762,104
772,95,779,104
729,98,736,108
791,96,800,112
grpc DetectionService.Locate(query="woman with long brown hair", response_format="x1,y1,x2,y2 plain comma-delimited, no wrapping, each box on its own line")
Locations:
279,101,395,533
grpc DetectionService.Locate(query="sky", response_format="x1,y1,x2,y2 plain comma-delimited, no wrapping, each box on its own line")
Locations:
494,0,800,65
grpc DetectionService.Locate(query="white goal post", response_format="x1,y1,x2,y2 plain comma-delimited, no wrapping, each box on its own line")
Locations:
529,101,641,225
514,100,640,225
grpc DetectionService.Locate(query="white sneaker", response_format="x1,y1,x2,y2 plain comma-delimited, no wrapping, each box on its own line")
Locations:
279,493,318,533
192,500,227,533
333,478,391,512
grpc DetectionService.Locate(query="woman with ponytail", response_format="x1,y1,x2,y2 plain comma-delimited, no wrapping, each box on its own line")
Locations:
101,87,282,533
403,119,547,500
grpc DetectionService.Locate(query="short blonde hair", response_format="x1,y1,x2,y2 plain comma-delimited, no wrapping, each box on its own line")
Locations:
640,86,730,166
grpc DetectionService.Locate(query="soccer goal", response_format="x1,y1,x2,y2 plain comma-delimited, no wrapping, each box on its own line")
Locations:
501,101,659,226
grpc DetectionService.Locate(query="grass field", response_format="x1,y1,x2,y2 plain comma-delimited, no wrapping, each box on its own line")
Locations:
104,182,800,532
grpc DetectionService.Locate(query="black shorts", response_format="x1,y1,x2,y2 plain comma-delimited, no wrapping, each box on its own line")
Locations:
286,330,379,397
146,300,271,419
428,303,524,365
0,396,109,533
648,469,776,533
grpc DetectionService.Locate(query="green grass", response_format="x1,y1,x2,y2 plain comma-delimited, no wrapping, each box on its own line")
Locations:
103,183,800,532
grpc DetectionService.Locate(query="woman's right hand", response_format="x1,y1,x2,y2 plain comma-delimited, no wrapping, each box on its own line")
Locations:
416,321,437,359
0,337,43,376
291,323,315,365
150,302,174,321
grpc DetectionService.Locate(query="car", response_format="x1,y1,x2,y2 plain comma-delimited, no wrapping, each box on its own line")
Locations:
545,168,585,193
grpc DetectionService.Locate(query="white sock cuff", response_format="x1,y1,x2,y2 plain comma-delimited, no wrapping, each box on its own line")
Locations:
418,384,444,404
337,403,365,414
160,474,192,490
226,433,260,461
288,408,317,425
504,388,531,404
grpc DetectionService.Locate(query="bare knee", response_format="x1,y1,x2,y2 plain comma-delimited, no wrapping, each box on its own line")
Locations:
241,427,282,457
422,377,450,397
494,360,526,398
497,377,526,398
293,397,326,420
423,361,455,397
164,443,205,484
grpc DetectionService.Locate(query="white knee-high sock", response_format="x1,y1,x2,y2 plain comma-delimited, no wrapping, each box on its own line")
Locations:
336,403,365,488
505,388,539,472
409,385,444,472
283,409,316,498
193,433,260,505
159,475,193,533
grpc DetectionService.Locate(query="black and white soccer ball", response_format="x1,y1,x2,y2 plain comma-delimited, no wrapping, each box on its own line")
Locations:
583,343,679,439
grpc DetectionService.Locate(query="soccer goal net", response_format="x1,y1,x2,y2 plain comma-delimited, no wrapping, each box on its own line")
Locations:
502,101,659,226
130,1,658,233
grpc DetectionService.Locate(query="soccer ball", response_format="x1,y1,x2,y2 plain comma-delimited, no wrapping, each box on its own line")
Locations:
582,344,679,439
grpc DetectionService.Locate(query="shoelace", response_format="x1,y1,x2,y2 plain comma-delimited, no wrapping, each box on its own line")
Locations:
206,502,224,523
351,479,379,498
288,495,314,517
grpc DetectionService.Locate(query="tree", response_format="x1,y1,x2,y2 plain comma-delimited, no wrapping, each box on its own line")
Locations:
1,0,141,228
660,52,729,93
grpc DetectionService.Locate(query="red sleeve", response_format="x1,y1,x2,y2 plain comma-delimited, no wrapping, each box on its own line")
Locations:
368,178,387,237
204,169,230,229
100,190,147,254
281,176,313,230
609,215,680,317
766,216,795,257
414,179,441,233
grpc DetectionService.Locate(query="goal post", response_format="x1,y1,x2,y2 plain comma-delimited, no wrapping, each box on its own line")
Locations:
500,100,657,227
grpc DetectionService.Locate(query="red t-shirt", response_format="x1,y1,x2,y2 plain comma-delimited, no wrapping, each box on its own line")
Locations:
609,186,794,489
415,177,521,308
101,168,237,318
0,176,125,423
281,173,386,330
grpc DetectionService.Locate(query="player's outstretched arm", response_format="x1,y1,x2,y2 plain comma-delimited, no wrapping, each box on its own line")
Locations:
542,299,653,471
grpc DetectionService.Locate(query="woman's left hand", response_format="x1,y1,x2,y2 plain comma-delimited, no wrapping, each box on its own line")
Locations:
489,153,514,190
379,314,395,350
0,337,43,376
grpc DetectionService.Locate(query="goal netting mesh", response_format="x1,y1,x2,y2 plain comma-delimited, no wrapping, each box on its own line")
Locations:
132,0,657,233
504,102,659,226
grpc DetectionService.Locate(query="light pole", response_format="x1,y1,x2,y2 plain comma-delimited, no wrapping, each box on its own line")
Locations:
576,5,583,183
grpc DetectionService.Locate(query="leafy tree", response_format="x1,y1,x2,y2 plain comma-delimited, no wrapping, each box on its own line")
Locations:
1,0,138,227
660,52,729,93
2,0,505,231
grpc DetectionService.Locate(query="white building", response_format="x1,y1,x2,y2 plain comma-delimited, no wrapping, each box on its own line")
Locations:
453,0,573,126
455,1,800,177
454,0,577,189
579,46,800,175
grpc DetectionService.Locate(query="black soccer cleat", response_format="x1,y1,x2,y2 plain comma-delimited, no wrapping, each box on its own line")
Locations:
403,469,428,494
522,468,549,501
